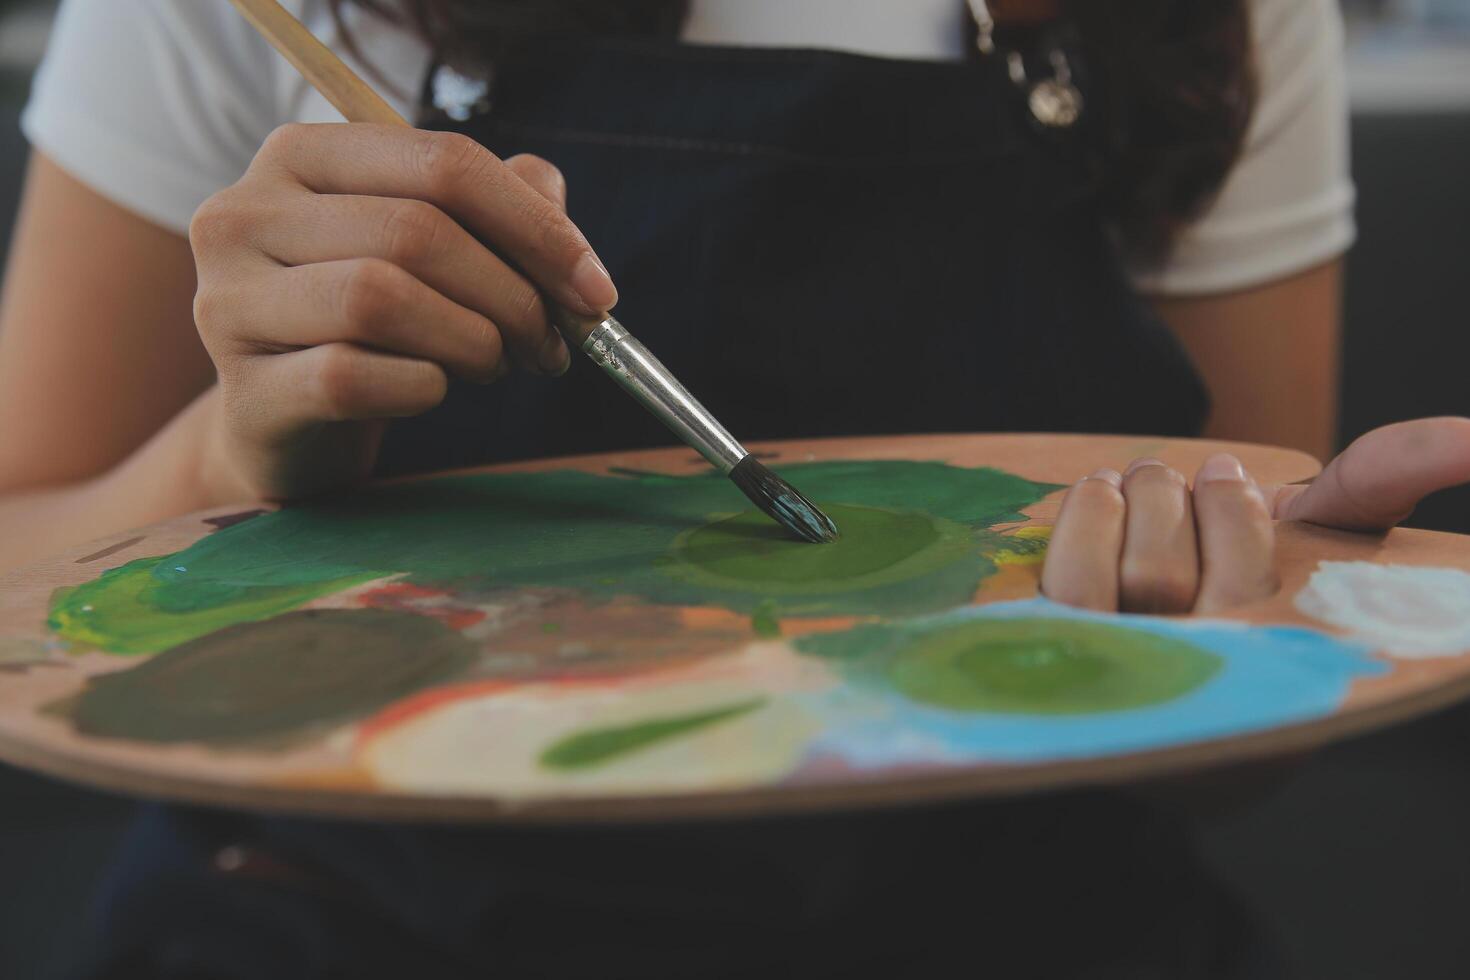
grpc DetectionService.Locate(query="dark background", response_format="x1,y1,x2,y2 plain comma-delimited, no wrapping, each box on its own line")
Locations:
3,6,1470,977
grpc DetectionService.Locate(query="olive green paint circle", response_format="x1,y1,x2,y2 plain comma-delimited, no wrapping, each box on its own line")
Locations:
64,608,474,744
887,618,1222,714
668,504,974,596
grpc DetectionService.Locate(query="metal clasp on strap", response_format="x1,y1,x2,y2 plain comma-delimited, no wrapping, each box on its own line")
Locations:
967,0,1084,129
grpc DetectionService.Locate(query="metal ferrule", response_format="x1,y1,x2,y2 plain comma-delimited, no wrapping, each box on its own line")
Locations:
574,317,747,473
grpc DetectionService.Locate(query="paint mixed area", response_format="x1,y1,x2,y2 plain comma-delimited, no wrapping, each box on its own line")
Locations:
37,461,1387,799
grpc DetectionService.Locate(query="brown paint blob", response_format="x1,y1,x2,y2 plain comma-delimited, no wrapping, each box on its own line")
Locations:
62,609,474,745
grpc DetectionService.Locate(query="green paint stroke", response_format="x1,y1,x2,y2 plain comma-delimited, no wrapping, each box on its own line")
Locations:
50,461,1059,654
540,698,766,770
799,617,1222,714
57,609,473,744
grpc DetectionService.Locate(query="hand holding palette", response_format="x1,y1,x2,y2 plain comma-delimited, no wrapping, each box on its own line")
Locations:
2,434,1468,822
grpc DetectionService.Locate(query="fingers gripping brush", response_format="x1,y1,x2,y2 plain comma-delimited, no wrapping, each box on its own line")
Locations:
227,0,840,544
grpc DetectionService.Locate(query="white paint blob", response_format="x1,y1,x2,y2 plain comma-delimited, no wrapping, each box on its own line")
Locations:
358,644,833,798
1295,561,1470,659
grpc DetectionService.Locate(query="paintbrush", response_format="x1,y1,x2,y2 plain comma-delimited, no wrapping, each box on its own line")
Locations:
224,0,839,543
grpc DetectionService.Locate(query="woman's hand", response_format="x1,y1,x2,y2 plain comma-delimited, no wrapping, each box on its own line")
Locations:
189,123,612,500
1041,417,1470,613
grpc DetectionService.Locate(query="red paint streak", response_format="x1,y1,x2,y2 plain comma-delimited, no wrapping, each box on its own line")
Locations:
365,582,439,599
356,680,514,745
357,582,486,630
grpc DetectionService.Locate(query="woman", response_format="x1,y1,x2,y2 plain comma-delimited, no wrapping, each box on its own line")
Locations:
3,0,1465,588
3,1,1468,976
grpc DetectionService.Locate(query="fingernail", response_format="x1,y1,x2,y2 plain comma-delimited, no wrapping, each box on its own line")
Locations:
1197,453,1246,483
570,252,617,314
1085,467,1123,487
1124,457,1167,476
539,332,571,376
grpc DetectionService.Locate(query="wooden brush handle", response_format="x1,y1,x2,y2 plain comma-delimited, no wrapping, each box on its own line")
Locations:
227,0,408,127
225,0,606,341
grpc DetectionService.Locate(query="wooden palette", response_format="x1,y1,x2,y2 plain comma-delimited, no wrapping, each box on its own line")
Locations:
3,433,1470,824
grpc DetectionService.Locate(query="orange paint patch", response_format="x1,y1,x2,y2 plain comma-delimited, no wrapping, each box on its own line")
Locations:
676,604,858,637
973,561,1043,603
678,606,751,631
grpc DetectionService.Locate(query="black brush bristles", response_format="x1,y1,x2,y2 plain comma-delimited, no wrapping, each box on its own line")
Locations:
728,456,840,544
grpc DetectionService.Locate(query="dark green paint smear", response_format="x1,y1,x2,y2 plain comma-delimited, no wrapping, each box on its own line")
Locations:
50,461,1060,654
799,617,1221,715
59,609,474,744
540,698,766,770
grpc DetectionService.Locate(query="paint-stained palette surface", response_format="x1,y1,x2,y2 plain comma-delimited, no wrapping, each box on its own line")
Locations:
5,434,1470,822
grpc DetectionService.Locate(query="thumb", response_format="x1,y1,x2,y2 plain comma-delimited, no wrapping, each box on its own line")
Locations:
1269,417,1470,531
503,153,568,211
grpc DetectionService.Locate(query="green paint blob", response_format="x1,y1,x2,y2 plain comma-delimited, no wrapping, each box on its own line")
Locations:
674,504,958,588
750,599,782,638
50,461,1060,654
539,698,766,770
59,609,473,744
799,617,1221,715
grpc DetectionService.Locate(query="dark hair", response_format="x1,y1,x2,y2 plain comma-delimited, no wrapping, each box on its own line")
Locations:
336,0,1254,263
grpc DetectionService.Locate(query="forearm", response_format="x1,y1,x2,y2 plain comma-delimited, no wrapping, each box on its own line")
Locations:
0,387,243,572
1151,260,1343,463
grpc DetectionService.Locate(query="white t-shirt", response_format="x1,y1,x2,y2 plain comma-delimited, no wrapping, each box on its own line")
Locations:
20,0,1354,296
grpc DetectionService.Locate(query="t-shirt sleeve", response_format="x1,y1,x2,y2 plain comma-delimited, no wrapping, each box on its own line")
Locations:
20,0,286,235
1130,0,1356,296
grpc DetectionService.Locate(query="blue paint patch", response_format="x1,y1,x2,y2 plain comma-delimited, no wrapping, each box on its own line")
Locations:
798,598,1385,768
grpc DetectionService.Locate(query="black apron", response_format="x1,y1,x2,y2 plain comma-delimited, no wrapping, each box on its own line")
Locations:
72,34,1269,980
375,35,1206,476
